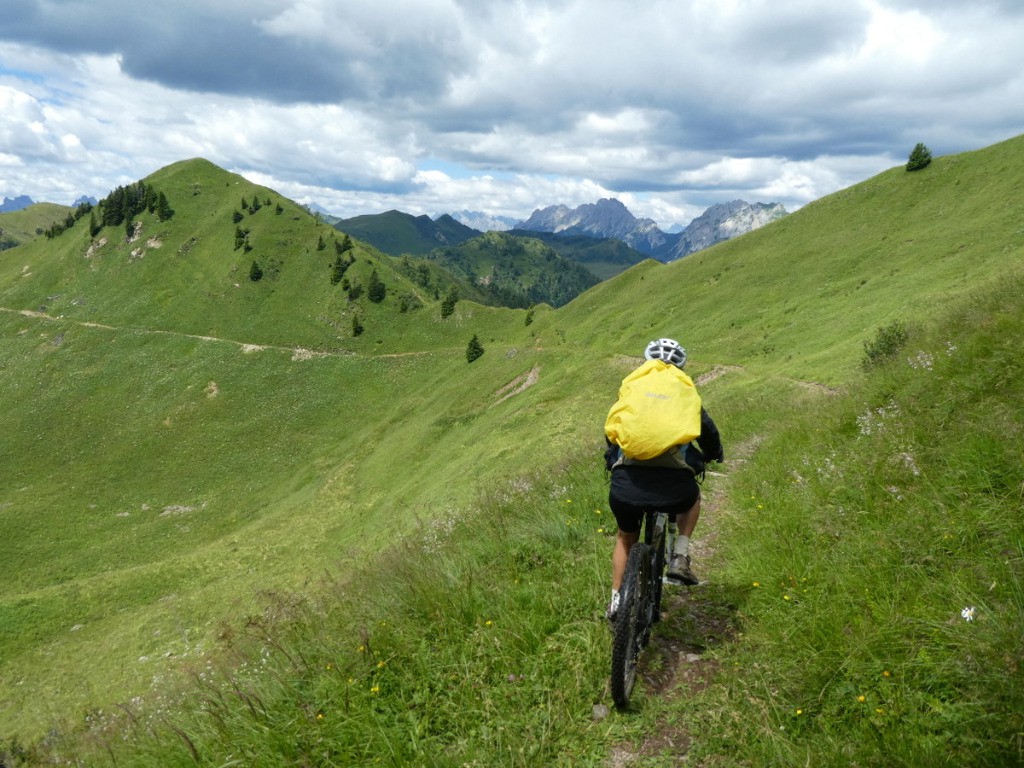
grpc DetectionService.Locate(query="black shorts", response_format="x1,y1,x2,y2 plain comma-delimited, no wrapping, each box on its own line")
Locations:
609,466,700,534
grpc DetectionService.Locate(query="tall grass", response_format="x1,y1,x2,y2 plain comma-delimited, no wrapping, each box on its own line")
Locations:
34,458,621,766
691,274,1024,766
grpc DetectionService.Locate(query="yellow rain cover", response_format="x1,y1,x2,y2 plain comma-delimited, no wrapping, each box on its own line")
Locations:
604,359,702,459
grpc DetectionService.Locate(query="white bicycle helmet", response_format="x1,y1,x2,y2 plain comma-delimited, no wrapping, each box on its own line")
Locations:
644,338,687,368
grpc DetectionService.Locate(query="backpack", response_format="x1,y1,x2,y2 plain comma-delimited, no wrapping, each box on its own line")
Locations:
604,359,702,460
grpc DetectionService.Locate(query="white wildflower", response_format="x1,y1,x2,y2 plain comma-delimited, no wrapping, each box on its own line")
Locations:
961,606,976,622
897,452,921,477
908,351,934,371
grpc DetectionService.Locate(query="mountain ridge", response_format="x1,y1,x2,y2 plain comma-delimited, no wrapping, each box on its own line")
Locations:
516,196,787,260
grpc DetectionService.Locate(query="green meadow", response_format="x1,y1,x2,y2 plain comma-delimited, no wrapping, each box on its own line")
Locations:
1,136,1022,764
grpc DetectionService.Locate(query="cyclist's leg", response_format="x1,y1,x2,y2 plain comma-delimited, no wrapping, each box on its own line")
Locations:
676,495,701,540
612,528,640,591
608,495,644,618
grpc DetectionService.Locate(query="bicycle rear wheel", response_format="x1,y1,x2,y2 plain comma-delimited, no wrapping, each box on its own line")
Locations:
611,541,652,708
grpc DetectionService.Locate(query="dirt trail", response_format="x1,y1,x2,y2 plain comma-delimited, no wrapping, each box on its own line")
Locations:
606,435,763,767
0,305,422,360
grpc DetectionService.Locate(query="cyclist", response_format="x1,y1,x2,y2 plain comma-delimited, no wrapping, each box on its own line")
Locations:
604,338,724,622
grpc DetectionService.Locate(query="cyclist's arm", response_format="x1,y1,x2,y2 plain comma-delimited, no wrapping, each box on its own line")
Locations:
697,408,725,463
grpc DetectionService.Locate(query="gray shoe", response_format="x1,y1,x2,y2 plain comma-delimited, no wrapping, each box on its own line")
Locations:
667,554,699,585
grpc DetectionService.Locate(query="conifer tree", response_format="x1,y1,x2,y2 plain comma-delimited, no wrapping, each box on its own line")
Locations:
156,192,173,221
441,287,458,318
249,261,263,281
906,142,933,171
466,334,484,363
352,315,364,336
367,269,386,303
330,256,346,285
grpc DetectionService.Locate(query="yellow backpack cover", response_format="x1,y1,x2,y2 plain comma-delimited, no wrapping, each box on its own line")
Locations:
604,359,702,460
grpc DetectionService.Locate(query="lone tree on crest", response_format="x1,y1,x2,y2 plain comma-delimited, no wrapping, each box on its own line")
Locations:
906,142,932,172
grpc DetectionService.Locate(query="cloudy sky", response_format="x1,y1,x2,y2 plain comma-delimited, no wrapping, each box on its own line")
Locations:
2,0,1023,228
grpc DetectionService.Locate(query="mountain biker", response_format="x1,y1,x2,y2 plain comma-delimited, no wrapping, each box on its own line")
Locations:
604,338,724,622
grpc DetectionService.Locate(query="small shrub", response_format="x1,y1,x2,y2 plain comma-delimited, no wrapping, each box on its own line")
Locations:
249,261,263,282
863,320,908,368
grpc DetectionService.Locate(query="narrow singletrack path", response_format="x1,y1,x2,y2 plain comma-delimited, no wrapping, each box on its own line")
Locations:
606,435,763,767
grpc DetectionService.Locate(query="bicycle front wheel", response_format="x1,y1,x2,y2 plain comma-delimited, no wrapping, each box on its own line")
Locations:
611,541,652,708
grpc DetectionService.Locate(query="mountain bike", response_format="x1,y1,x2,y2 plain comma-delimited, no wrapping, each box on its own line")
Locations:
610,508,677,708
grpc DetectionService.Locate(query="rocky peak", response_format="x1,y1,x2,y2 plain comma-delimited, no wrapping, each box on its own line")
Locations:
515,197,787,262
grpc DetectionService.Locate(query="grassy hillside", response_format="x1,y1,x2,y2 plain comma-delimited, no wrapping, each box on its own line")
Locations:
0,203,73,250
426,231,600,308
0,160,495,354
508,228,648,280
1,135,1023,761
56,269,1019,767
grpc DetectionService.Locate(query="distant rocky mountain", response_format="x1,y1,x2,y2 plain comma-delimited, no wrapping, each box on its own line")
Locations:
445,210,519,232
1,195,34,213
517,198,646,239
302,202,342,225
666,200,788,260
515,197,787,262
72,195,99,208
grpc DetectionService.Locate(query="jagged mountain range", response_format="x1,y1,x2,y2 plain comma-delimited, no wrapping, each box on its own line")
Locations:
511,197,788,261
0,195,36,213
0,194,97,212
339,197,787,266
